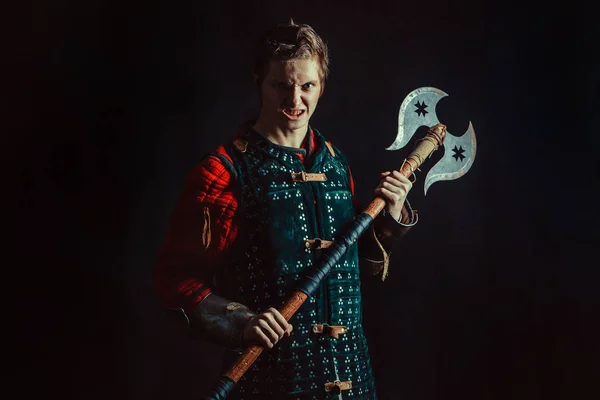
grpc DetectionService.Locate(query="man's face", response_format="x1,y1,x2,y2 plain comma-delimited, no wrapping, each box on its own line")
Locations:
258,57,323,134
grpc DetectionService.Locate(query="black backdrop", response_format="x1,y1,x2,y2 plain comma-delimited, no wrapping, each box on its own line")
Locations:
12,1,599,399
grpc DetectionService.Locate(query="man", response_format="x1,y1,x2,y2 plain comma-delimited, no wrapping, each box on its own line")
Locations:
153,19,418,399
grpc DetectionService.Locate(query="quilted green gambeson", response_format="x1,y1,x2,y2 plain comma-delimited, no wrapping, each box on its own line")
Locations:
214,128,377,400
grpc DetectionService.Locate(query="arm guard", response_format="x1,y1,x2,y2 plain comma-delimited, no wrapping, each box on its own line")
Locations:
360,199,418,279
165,293,256,349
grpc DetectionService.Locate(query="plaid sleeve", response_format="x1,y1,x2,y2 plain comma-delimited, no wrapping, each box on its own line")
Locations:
153,146,239,314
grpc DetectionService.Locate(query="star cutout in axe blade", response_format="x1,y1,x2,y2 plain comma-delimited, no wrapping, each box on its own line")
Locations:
414,101,428,117
452,145,466,161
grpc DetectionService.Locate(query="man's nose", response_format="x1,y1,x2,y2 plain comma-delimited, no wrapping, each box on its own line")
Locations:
287,85,302,107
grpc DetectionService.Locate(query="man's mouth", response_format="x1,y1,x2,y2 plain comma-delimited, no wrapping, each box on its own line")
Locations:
280,108,306,120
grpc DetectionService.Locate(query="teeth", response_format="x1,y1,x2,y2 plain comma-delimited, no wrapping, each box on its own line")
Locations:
285,109,303,116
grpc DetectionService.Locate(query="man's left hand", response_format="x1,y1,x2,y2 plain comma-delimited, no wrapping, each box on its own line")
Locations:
374,170,413,221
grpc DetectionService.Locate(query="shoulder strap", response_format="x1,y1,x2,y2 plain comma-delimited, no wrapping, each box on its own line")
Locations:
325,141,336,158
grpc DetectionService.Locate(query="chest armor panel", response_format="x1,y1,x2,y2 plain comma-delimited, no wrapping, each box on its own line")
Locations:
215,129,377,399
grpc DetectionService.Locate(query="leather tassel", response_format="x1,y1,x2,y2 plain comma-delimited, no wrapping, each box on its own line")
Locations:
371,225,390,281
202,206,211,249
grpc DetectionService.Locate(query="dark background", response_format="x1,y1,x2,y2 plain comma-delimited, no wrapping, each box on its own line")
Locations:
11,0,598,399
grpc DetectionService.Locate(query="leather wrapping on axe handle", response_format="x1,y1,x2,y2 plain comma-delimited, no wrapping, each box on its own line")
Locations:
400,124,445,178
365,124,446,219
297,212,374,297
203,376,236,400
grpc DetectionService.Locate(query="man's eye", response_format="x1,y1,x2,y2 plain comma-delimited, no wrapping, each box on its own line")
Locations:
302,83,315,90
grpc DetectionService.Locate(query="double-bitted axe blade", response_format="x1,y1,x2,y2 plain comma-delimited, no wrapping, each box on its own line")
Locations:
386,87,477,194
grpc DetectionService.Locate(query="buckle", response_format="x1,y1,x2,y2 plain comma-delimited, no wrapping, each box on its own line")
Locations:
304,238,334,249
312,323,348,339
233,138,248,153
324,380,352,393
291,171,328,182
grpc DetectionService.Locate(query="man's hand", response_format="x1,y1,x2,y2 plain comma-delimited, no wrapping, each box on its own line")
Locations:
241,307,293,349
374,170,413,221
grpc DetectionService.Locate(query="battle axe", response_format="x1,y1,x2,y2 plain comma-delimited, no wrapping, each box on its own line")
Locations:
204,86,477,399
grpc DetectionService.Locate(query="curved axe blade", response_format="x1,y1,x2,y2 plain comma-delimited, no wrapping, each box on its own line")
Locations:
424,121,477,195
387,86,477,195
386,87,448,151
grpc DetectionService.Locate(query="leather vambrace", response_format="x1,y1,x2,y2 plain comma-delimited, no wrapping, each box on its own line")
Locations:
360,200,418,279
165,293,256,349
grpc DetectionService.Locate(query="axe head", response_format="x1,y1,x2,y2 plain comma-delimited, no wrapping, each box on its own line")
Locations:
386,86,477,195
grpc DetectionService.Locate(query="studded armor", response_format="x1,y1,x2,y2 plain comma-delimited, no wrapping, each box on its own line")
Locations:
214,128,378,399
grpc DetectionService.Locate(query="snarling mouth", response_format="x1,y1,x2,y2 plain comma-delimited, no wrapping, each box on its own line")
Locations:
280,108,306,120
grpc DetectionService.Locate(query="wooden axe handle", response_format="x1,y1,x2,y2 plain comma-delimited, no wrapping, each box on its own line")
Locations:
224,290,308,381
364,123,447,219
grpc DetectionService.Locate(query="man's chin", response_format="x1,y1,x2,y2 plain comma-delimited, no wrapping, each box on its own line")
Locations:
278,116,308,130
284,121,308,132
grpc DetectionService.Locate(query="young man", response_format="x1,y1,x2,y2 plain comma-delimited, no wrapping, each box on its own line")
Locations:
154,19,418,399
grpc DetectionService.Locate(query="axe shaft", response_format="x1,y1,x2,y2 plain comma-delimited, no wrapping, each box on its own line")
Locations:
203,124,446,400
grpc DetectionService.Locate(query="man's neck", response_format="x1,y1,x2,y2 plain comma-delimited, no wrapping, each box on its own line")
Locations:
252,121,308,149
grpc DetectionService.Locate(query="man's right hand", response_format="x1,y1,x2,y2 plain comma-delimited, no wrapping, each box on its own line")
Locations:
242,307,293,349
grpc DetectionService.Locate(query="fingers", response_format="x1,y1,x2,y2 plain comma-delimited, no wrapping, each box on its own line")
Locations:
268,307,293,336
375,186,402,198
374,187,405,206
252,324,275,348
246,320,277,349
257,318,281,346
377,171,412,200
376,184,407,204
381,181,404,195
245,308,293,349
375,171,412,221
380,171,412,188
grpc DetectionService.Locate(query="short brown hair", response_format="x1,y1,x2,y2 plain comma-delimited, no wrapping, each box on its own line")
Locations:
253,19,330,86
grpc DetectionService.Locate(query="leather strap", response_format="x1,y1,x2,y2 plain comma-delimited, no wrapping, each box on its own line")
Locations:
291,171,328,182
312,323,348,339
202,206,211,249
304,238,334,249
233,138,248,153
325,141,336,157
324,380,352,393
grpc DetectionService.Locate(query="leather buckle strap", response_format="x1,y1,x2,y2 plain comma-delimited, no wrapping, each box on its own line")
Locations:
232,138,248,153
304,238,334,249
312,323,348,339
291,171,328,182
324,380,352,393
